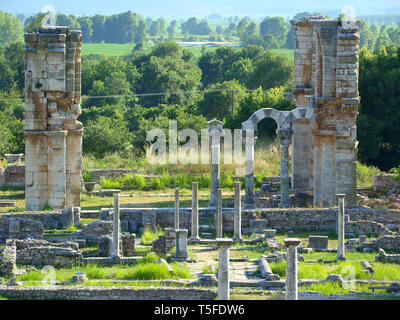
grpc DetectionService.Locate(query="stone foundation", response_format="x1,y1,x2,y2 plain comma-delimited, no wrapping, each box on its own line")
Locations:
98,233,136,257
13,239,82,267
152,228,176,255
0,286,217,300
0,240,17,276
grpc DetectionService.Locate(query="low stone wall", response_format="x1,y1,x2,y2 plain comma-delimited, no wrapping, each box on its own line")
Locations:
0,240,16,276
0,217,43,242
361,235,400,252
0,207,80,235
372,174,399,192
78,220,113,242
86,169,136,183
0,286,217,300
98,233,136,257
0,164,25,188
98,207,400,235
14,239,82,267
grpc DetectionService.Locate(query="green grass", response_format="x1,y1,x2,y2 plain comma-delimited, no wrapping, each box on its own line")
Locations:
82,43,136,56
17,254,193,283
141,226,164,245
269,259,400,282
299,282,386,295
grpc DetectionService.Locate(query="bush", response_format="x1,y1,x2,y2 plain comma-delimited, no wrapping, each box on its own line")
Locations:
100,177,121,189
141,226,163,245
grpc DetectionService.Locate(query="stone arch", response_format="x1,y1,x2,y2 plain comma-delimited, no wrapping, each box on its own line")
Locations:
242,107,314,209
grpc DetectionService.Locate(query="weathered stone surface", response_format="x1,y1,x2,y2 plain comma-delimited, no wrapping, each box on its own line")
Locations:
376,248,400,264
361,235,400,252
308,236,328,249
372,175,399,192
78,221,113,242
0,217,43,243
25,26,83,210
0,286,217,300
13,239,82,267
259,255,280,280
152,228,176,255
0,240,17,276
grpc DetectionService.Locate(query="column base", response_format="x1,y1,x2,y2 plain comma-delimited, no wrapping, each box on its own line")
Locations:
188,237,201,244
111,255,121,263
336,255,346,261
232,236,243,242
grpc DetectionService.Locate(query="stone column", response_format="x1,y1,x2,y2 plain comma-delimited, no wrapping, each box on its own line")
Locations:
337,194,346,261
244,129,256,209
216,189,223,238
278,128,293,208
284,238,301,300
174,188,179,229
189,182,200,243
207,120,224,208
233,182,242,241
217,238,233,300
112,192,120,259
173,229,189,261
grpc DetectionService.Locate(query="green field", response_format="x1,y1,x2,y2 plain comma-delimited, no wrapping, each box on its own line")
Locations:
81,42,294,59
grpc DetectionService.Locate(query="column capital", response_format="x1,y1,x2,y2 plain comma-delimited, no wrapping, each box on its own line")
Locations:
284,238,301,247
216,238,233,249
337,194,346,199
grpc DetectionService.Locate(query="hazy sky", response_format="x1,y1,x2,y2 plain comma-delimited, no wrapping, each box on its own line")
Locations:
1,0,400,18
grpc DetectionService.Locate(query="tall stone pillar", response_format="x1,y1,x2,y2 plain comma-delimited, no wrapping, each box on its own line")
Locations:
337,194,346,261
278,129,293,208
233,182,242,241
174,188,179,229
112,193,120,259
216,189,223,238
217,238,233,300
24,26,83,211
207,120,224,208
189,182,200,243
284,238,301,300
244,129,256,209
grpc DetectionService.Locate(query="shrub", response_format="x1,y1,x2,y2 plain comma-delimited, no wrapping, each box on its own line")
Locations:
141,226,163,245
100,177,121,189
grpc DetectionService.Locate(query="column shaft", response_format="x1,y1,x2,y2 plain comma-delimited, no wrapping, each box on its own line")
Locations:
112,193,120,258
233,182,242,241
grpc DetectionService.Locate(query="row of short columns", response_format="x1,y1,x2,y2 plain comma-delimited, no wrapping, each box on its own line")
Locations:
174,181,243,242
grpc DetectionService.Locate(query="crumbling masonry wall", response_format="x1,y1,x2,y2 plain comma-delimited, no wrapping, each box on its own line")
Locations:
24,26,83,211
291,17,360,207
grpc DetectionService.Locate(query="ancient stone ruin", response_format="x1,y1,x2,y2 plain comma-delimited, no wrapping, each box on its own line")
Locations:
243,16,360,209
24,26,83,211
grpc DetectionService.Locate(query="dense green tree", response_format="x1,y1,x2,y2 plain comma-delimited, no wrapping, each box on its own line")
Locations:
0,11,23,45
77,17,93,42
358,46,400,170
137,55,202,107
246,50,293,90
259,17,289,47
197,80,247,120
83,116,133,158
167,20,178,40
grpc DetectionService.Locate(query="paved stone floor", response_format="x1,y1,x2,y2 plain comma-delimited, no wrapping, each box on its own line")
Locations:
188,248,261,280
